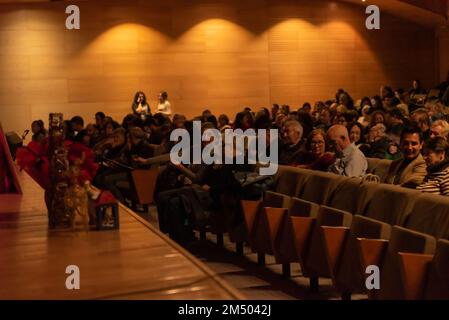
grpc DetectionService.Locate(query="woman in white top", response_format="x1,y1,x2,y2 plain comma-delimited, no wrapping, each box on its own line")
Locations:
156,91,172,116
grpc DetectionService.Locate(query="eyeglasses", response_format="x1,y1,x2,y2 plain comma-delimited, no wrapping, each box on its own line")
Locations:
430,131,440,137
310,140,325,145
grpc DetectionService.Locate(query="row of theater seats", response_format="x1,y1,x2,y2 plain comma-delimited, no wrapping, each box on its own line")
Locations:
238,166,449,299
200,164,449,300
129,162,449,299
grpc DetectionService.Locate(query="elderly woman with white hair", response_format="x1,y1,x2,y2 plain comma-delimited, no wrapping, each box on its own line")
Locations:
359,123,391,159
430,119,449,141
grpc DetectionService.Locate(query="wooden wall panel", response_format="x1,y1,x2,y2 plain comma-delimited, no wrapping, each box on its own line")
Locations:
0,0,438,134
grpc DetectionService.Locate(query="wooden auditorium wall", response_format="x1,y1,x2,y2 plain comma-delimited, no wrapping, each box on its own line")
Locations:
0,0,436,134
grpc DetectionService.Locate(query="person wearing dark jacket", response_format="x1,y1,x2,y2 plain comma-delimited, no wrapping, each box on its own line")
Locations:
359,123,390,159
279,120,304,165
155,162,241,244
102,127,154,203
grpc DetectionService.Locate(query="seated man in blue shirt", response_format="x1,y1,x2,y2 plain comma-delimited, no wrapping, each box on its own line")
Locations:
327,124,368,177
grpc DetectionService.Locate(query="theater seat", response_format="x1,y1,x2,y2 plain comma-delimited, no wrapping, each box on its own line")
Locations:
264,197,320,276
356,196,446,300
322,215,391,299
274,166,310,196
321,183,419,299
130,168,160,205
361,183,420,225
299,171,348,205
366,158,381,174
239,191,290,261
424,239,449,299
366,158,392,183
325,177,367,214
301,206,352,289
358,226,436,300
402,193,449,239
371,159,393,183
397,240,449,300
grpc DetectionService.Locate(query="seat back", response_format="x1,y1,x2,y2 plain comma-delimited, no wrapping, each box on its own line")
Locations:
131,168,160,204
264,191,290,208
361,183,420,225
366,158,381,174
377,226,436,300
425,239,449,299
289,197,320,218
299,171,348,205
371,159,393,183
403,193,449,239
274,166,311,196
326,177,366,214
336,215,391,293
304,206,352,277
249,191,290,254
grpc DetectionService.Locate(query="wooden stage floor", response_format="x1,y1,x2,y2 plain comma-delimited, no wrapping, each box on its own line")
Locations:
0,171,242,300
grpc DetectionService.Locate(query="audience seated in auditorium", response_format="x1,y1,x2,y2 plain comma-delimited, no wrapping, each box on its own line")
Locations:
155,123,244,244
18,74,449,247
385,126,427,188
327,124,367,177
102,127,154,203
417,137,449,196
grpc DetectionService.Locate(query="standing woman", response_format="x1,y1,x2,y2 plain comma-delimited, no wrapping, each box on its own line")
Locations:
156,91,172,116
132,91,150,119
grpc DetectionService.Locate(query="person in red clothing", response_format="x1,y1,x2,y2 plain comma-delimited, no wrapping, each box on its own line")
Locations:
16,137,98,190
0,142,10,193
294,129,335,171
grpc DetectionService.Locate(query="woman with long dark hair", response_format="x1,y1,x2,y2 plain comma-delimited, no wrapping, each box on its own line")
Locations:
132,91,150,119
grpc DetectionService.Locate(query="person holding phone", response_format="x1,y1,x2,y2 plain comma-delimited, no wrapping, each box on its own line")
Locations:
132,91,150,119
